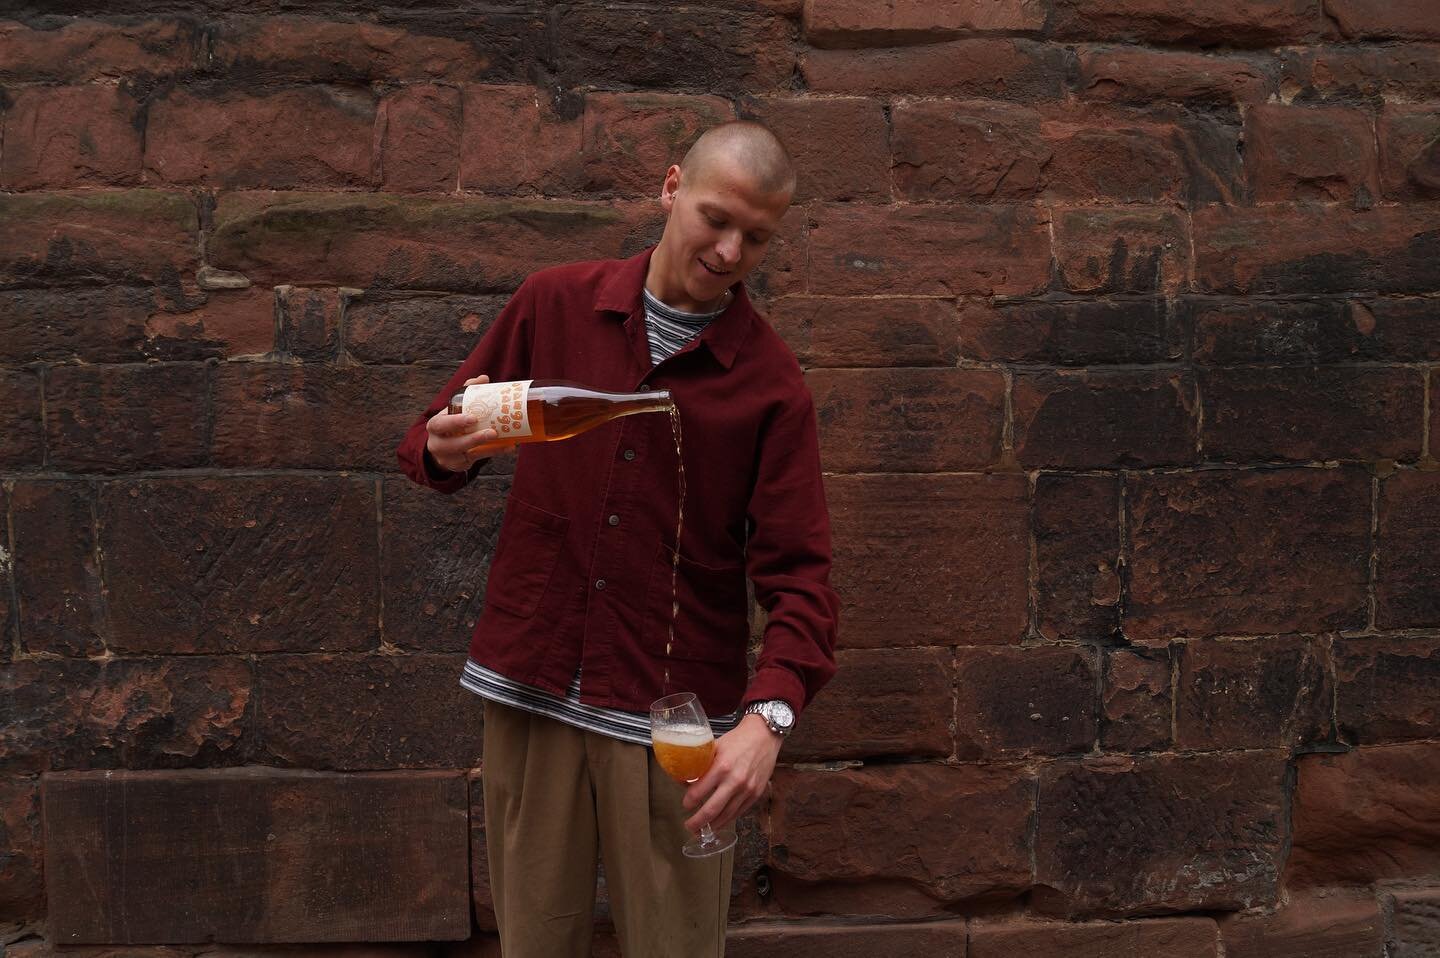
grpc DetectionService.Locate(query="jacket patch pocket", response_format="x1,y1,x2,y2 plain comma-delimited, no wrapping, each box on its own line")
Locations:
645,543,749,665
484,498,569,619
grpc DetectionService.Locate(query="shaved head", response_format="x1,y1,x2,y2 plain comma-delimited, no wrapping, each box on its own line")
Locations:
679,121,796,198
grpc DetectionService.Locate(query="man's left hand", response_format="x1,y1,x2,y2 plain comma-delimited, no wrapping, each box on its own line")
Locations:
682,714,784,834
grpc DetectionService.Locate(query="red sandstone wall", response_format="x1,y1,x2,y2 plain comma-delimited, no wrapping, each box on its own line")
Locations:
2,0,1439,954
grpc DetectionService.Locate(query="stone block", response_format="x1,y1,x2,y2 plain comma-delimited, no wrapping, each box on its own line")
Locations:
769,296,959,368
1335,636,1440,743
1174,635,1331,750
1102,647,1172,752
827,474,1028,648
891,99,1047,202
810,368,1005,472
580,93,734,196
971,916,1220,957
1390,889,1440,956
784,647,953,761
43,768,470,942
1076,47,1274,104
1287,742,1440,885
10,481,103,656
1034,474,1122,642
1221,889,1383,957
726,920,967,956
1324,0,1440,40
345,291,508,365
737,96,890,202
458,84,584,195
769,764,1033,914
803,0,1044,46
1244,104,1380,203
1034,751,1287,917
0,84,143,189
1188,296,1440,365
1050,0,1320,45
1309,43,1440,100
276,287,342,361
1379,104,1440,200
1053,206,1190,294
802,38,1069,98
99,476,378,654
1013,370,1198,470
0,775,43,921
45,363,208,473
0,18,201,81
0,368,43,469
1125,469,1370,639
954,645,1098,758
808,202,1051,297
377,84,462,192
961,297,1179,366
252,654,482,770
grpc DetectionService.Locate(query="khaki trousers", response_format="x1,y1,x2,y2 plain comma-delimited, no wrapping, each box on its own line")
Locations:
482,699,733,957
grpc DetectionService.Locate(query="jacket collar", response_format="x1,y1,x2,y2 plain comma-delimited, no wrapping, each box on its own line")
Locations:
594,246,755,370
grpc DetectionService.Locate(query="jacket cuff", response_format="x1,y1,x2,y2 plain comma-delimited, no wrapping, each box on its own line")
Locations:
421,447,478,493
741,667,808,719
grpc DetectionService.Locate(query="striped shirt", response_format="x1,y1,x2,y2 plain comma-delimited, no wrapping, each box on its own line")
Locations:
459,287,737,746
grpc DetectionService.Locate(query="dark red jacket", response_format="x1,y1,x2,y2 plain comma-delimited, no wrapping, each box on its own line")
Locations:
396,248,838,719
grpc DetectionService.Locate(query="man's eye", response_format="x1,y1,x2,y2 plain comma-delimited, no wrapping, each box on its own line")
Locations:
705,215,725,228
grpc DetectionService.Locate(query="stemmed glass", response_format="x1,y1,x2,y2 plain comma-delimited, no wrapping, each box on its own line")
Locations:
650,692,737,858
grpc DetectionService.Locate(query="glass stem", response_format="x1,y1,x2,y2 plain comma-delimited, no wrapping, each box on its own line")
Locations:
699,822,717,847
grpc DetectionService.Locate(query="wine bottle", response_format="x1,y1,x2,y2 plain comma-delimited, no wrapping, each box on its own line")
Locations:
448,379,674,456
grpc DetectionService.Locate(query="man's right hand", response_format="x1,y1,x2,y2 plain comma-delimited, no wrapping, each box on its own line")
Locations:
425,375,506,473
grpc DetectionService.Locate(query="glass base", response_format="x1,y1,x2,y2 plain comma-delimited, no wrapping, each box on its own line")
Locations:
682,826,737,858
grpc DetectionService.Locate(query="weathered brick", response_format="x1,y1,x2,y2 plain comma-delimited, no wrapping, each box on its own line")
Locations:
43,768,470,943
769,765,1033,913
1044,119,1188,203
0,18,202,81
955,646,1098,758
276,286,341,361
0,657,250,773
1323,0,1440,40
1126,469,1370,639
579,92,733,196
210,192,661,291
1053,206,1190,294
1336,636,1440,743
554,7,794,93
1201,366,1424,463
1221,890,1384,958
11,481,102,657
1376,471,1440,628
468,771,497,930
1188,297,1440,365
785,647,953,761
458,85,585,195
1051,0,1320,45
0,286,274,363
737,96,890,202
378,84,462,192
345,291,507,365
211,361,441,471
803,39,1068,98
769,296,959,368
1379,104,1440,199
1172,112,1249,206
1310,43,1440,100
827,474,1028,648
808,203,1051,296
0,776,43,921
804,0,1043,46
891,99,1047,202
253,654,481,770
961,297,1180,366
1013,370,1198,470
145,87,377,189
1076,46,1275,104
380,476,508,652
1245,104,1380,203
1034,474,1122,642
210,14,538,83
971,916,1220,957
0,368,43,469
748,205,808,300
0,84,143,189
45,363,208,473
727,921,968,956
1391,889,1440,955
1287,742,1440,886
1193,205,1440,294
1035,751,1286,917
0,485,11,657
1102,646,1172,752
99,477,379,654
810,368,1005,472
1175,635,1331,750
0,190,198,287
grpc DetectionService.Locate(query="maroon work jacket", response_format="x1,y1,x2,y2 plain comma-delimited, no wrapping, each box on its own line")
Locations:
396,248,839,719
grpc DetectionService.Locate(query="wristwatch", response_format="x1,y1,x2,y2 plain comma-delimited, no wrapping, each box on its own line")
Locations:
744,700,795,737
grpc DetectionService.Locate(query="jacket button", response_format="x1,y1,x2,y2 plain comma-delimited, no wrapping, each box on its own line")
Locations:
608,514,620,526
623,449,636,461
595,579,606,590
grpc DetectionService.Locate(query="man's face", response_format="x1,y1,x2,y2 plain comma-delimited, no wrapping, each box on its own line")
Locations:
656,155,791,307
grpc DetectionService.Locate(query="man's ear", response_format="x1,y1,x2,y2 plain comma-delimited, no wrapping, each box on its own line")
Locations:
659,164,682,211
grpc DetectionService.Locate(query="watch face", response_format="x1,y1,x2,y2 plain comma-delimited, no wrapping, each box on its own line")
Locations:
770,701,795,727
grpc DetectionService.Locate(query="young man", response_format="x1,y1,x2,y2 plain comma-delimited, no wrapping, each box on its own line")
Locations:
397,122,838,956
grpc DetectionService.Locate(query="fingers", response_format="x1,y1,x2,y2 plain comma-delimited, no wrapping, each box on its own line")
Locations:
684,772,763,834
462,375,490,387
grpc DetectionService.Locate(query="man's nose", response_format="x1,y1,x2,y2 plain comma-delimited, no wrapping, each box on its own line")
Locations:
716,232,741,264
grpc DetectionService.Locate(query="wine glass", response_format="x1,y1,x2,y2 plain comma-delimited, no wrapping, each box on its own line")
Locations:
650,692,737,858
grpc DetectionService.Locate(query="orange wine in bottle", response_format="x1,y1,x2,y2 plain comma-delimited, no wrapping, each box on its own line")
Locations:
448,379,674,456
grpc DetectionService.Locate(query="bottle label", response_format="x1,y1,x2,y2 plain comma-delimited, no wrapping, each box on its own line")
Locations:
461,380,534,439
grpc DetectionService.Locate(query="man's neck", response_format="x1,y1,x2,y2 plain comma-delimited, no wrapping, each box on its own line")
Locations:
645,247,730,314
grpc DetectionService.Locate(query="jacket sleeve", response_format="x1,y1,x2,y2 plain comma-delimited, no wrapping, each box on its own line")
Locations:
741,382,840,717
395,278,536,494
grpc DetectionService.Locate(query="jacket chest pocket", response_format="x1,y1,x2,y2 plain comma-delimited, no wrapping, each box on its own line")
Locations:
643,543,749,665
484,498,570,619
